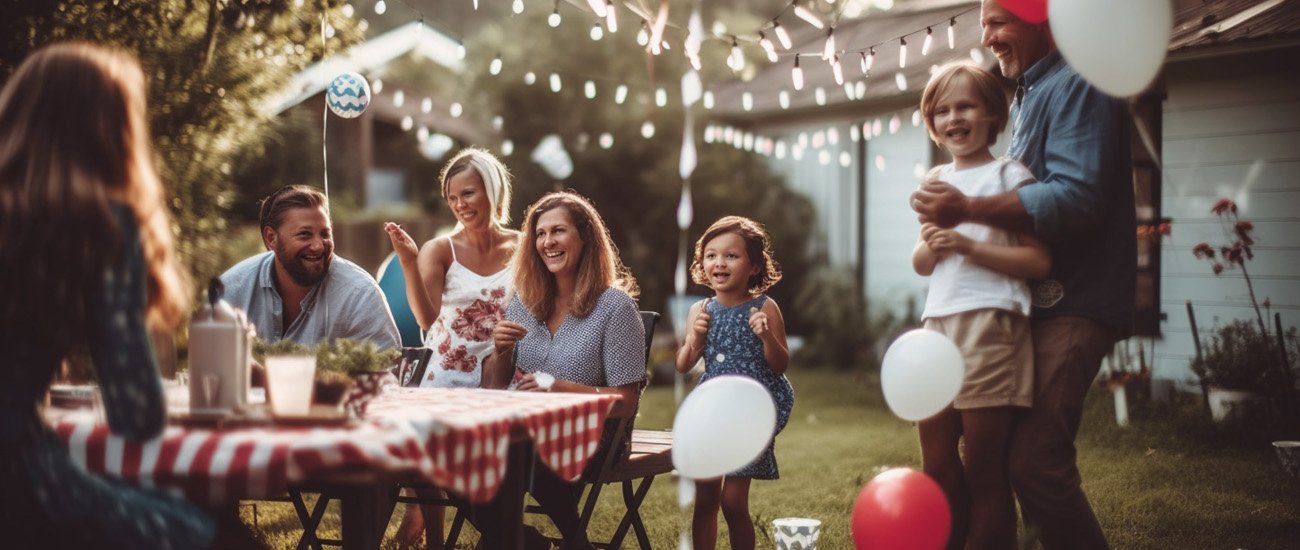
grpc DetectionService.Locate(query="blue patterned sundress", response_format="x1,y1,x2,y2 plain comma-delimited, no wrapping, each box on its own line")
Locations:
697,295,794,479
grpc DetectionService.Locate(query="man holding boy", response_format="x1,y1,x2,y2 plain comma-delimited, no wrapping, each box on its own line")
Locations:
911,1,1135,547
221,185,401,351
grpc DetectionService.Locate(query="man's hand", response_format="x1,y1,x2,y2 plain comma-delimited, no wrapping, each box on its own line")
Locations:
911,179,971,229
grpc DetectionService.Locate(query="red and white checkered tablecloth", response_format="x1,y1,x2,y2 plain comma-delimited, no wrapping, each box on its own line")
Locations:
366,388,619,501
52,388,617,506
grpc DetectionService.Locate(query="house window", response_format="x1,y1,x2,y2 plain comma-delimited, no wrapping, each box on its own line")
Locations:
1130,89,1166,337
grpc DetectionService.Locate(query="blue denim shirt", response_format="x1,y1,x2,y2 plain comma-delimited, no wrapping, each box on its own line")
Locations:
220,251,401,350
1009,51,1135,334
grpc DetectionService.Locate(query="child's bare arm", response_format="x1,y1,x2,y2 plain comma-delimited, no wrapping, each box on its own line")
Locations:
912,223,942,276
750,300,790,375
926,228,1051,279
675,300,709,373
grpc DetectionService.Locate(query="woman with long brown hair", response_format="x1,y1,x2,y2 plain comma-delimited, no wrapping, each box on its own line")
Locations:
0,43,213,547
477,191,646,549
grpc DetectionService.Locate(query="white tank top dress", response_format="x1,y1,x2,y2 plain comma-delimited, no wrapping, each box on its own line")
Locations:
419,238,513,388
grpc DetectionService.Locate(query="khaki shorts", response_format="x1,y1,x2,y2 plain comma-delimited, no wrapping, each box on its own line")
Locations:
924,308,1033,409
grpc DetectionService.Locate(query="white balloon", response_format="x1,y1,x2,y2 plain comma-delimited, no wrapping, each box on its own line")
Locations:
673,376,777,479
1050,0,1172,97
880,329,964,421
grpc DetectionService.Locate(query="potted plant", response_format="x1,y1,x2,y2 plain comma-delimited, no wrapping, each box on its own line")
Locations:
1190,199,1298,423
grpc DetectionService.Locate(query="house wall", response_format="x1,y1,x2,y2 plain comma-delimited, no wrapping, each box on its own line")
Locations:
1155,45,1300,388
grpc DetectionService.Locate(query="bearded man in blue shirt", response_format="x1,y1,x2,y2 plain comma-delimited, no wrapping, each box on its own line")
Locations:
911,1,1135,547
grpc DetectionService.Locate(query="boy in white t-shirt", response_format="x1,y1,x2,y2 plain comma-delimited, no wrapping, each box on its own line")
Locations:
911,62,1051,549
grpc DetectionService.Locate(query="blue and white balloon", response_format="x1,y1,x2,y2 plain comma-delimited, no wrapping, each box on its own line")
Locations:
326,72,371,119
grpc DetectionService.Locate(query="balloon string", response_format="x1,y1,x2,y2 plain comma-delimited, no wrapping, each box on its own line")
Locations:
320,12,330,332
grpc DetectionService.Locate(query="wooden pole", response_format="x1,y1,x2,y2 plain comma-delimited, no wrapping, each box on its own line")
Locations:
1186,301,1210,415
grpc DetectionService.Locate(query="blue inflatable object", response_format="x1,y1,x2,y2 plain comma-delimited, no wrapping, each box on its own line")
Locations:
376,253,423,347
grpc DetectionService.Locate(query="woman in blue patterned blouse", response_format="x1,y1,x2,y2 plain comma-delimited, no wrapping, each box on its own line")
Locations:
480,191,646,549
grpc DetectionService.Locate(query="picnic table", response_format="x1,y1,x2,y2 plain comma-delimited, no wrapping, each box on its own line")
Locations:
50,386,619,549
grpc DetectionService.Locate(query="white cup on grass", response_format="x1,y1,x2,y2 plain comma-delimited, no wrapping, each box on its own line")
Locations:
265,355,316,416
773,517,820,550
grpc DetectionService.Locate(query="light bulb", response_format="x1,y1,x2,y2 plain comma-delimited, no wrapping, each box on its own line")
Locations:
640,121,655,139
742,91,753,111
614,84,628,104
862,47,875,74
636,24,649,46
779,89,790,110
604,0,617,32
948,18,956,49
549,73,562,92
922,27,933,56
393,90,405,108
822,29,835,61
585,0,606,18
791,55,804,90
590,23,603,41
899,38,907,68
793,2,824,29
814,86,826,106
374,0,386,15
584,80,596,99
449,102,463,117
524,71,536,85
895,72,907,91
773,21,792,50
489,54,502,75
548,9,561,27
656,87,667,107
703,90,714,109
512,0,523,14
727,41,744,71
832,55,844,85
421,97,432,113
400,116,413,131
759,32,777,63
457,42,466,60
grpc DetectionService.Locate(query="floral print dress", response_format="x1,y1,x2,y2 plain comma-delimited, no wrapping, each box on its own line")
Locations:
698,295,794,479
419,240,511,388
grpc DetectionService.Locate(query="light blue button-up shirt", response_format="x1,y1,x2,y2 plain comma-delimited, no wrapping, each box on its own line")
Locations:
220,251,401,350
1009,51,1136,334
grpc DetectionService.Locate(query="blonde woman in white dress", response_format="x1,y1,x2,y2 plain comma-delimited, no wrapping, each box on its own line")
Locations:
383,147,519,545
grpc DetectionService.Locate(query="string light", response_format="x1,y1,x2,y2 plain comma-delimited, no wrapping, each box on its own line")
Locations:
374,0,386,15
759,31,777,63
604,0,617,32
898,37,907,68
779,89,790,109
860,47,875,73
584,80,597,99
773,20,792,49
614,84,628,104
512,0,523,14
549,73,562,92
948,18,956,49
793,1,825,29
727,38,745,72
590,22,603,41
489,53,503,75
822,28,836,61
791,54,804,90
922,27,933,56
548,8,561,27
832,55,844,85
637,22,649,46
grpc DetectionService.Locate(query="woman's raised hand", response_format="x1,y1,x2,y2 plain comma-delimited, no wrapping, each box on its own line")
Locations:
492,320,528,357
383,222,418,261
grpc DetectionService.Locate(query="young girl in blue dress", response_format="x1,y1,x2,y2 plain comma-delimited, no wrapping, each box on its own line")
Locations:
675,216,793,550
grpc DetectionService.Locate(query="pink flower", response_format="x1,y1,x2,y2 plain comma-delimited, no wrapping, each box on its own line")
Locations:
437,334,451,355
440,345,478,373
450,298,505,342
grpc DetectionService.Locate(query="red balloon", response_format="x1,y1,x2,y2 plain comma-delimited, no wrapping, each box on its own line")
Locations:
997,0,1048,24
851,468,951,550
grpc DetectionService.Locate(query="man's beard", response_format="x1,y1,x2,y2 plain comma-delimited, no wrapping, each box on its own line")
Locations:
276,243,331,287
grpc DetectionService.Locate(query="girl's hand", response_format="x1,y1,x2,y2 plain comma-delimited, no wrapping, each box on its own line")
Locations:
748,306,771,336
690,299,712,351
924,228,974,255
383,222,419,261
491,320,527,357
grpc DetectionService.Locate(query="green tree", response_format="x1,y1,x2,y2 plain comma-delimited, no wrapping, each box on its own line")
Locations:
1,0,363,295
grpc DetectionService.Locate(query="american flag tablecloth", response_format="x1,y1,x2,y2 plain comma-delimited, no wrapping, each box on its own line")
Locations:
53,388,618,505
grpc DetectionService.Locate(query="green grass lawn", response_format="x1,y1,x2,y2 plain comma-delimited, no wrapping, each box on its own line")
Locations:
244,369,1300,548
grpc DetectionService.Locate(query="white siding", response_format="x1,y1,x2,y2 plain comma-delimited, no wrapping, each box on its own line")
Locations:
864,111,933,318
770,124,862,268
1156,47,1300,387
